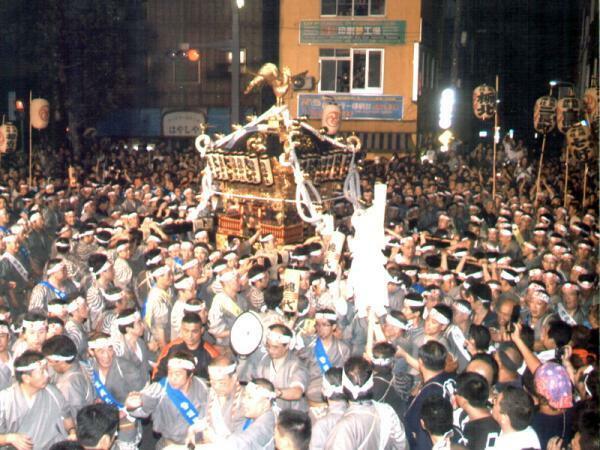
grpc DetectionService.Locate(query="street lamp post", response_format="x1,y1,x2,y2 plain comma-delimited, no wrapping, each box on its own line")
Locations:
231,0,243,126
15,99,25,156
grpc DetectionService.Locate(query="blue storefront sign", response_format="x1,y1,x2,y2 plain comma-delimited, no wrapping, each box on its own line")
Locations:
297,94,403,121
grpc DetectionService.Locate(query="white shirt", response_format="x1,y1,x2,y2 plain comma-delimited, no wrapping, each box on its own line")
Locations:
494,426,541,450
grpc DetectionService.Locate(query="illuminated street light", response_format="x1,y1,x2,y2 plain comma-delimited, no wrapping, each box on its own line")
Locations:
438,88,455,130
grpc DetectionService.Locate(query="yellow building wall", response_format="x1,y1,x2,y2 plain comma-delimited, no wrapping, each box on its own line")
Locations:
280,0,422,135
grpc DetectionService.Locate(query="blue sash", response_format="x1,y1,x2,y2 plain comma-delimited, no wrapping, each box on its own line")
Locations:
41,281,67,300
19,245,29,259
140,277,156,319
174,257,183,267
0,226,9,234
242,418,253,431
314,338,332,374
92,371,124,409
159,378,201,425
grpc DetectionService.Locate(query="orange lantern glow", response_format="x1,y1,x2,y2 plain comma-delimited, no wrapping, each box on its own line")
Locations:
187,49,200,62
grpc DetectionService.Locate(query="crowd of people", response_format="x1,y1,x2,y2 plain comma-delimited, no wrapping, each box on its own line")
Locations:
0,133,597,450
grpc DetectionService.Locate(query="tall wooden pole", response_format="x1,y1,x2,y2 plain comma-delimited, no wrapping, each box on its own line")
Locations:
563,148,570,208
28,91,32,187
582,163,589,210
534,133,547,206
492,75,499,200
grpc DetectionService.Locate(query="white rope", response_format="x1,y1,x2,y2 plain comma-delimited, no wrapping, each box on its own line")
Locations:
343,150,362,210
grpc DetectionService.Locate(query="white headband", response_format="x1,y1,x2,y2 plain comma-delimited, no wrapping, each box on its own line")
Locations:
341,370,374,399
116,311,141,327
453,303,472,315
22,320,47,332
385,315,411,330
168,244,181,252
267,330,292,345
371,356,393,366
48,303,67,315
174,277,194,291
15,359,47,372
246,381,276,400
249,272,266,283
0,325,9,334
89,338,114,349
116,242,129,252
224,253,238,261
429,308,450,326
322,376,344,398
315,312,337,322
147,254,163,266
91,261,111,276
30,212,42,222
104,290,122,303
184,302,205,313
207,363,237,379
152,265,170,279
46,261,65,276
67,296,86,314
168,358,195,371
47,354,75,363
218,270,237,283
404,298,425,308
500,270,519,283
182,259,199,271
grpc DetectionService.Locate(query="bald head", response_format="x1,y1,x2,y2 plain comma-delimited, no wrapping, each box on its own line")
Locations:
466,355,497,388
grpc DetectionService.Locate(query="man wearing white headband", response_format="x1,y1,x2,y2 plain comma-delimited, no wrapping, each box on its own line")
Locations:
310,367,347,449
87,253,115,330
26,210,51,279
42,334,95,421
523,288,551,350
301,308,350,404
208,268,245,346
145,263,174,349
12,311,47,358
74,224,98,264
202,377,277,448
125,350,209,448
0,350,77,448
64,296,90,360
202,355,245,442
113,239,133,291
249,324,308,411
0,231,30,314
325,356,406,449
371,342,410,419
88,332,146,449
243,264,269,312
29,258,75,313
0,320,12,391
170,275,197,340
116,308,153,383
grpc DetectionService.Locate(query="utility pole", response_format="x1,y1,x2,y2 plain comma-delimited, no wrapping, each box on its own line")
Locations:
450,0,463,87
231,0,241,126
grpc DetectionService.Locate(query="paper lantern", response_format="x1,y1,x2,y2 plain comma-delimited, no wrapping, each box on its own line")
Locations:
583,86,599,136
472,84,497,120
557,96,581,134
30,98,50,130
321,100,341,135
533,96,557,134
0,123,18,153
566,123,592,156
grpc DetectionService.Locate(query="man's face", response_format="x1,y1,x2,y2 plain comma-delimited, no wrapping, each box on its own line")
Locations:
315,318,334,340
180,322,202,348
496,302,514,327
241,387,267,419
93,347,115,369
209,373,237,397
168,367,191,390
424,316,444,336
266,339,288,360
528,297,548,319
25,327,47,349
24,363,50,390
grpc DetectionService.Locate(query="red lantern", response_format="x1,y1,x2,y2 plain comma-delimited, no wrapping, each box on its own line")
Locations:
472,85,496,120
533,96,557,134
187,49,200,62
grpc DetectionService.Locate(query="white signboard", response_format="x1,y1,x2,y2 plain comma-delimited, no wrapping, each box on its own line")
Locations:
162,110,206,137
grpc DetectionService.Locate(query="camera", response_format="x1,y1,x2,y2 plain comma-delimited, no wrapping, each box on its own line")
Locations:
505,304,521,334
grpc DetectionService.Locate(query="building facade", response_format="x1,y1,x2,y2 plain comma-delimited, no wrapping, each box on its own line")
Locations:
279,0,444,152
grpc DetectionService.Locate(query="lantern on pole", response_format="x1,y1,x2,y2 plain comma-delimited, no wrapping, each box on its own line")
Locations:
582,86,599,136
557,96,581,134
30,98,50,130
533,96,557,134
321,97,341,135
566,123,592,156
0,123,18,153
472,84,497,120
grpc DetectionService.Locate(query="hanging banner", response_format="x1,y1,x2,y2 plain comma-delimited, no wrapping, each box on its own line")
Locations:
281,268,301,313
472,84,497,120
582,86,599,136
557,96,581,134
30,98,50,130
566,123,592,156
533,96,557,134
324,231,346,273
0,123,18,153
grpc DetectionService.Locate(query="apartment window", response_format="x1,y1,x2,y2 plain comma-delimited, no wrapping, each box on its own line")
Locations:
321,0,385,16
319,48,383,94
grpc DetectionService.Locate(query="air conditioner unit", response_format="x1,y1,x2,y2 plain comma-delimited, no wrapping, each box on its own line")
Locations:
293,76,315,91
